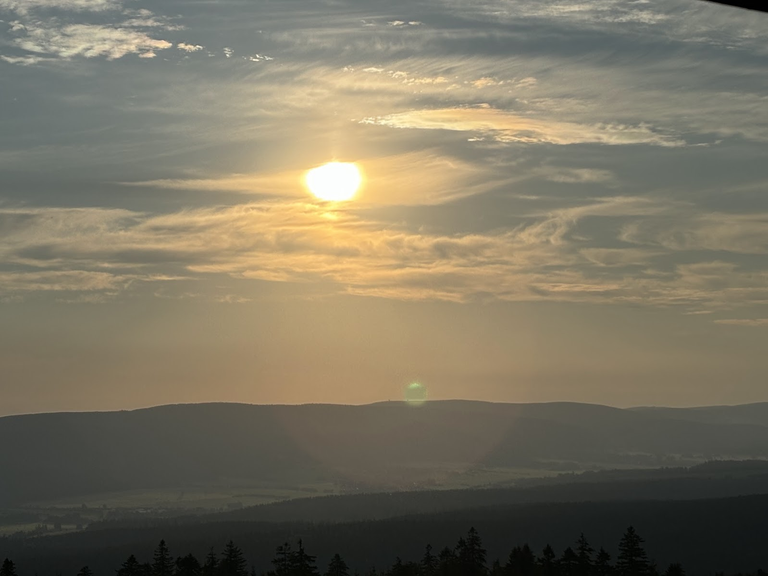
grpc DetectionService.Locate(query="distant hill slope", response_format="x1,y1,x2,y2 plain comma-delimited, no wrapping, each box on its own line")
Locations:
2,401,768,505
196,460,768,524
630,402,768,427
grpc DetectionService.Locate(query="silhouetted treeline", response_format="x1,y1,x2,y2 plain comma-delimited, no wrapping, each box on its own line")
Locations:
3,527,768,576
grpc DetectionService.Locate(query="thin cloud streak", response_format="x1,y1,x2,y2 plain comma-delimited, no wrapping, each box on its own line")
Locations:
362,106,686,146
1,200,767,311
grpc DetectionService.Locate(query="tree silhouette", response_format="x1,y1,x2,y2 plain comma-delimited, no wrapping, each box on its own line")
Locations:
153,540,174,576
325,554,349,576
559,547,579,576
594,548,612,576
421,545,437,576
271,540,319,576
202,549,219,576
388,558,419,576
538,545,557,576
456,527,487,576
576,534,594,576
117,555,142,576
220,541,248,576
663,564,684,576
1,559,17,576
271,543,293,576
0,526,714,576
0,558,17,576
176,554,201,576
291,540,319,576
437,546,457,576
506,544,536,576
616,527,649,576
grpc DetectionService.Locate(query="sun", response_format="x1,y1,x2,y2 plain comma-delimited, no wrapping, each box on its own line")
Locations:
305,162,362,202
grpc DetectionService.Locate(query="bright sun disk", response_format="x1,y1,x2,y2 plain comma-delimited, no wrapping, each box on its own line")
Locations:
305,162,362,201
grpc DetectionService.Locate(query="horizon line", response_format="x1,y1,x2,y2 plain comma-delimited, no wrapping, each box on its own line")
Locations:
2,398,767,419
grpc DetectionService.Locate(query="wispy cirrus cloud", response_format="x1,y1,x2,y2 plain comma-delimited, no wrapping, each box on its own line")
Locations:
2,199,767,311
714,319,768,327
621,213,768,255
11,22,172,60
362,106,686,147
1,0,179,63
0,0,119,14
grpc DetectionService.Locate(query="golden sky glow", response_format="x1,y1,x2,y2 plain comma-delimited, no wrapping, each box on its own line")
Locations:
0,0,767,414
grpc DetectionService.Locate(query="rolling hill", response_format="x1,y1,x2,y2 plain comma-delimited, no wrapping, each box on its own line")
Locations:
2,400,768,506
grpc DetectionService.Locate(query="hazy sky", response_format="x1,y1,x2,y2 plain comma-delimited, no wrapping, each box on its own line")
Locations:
1,0,767,415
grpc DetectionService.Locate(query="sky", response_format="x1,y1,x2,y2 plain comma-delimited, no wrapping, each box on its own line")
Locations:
1,0,767,416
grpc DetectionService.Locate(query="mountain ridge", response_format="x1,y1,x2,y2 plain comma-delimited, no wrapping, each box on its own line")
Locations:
3,400,768,507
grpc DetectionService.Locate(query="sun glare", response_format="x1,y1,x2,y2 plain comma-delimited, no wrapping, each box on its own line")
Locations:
305,162,362,201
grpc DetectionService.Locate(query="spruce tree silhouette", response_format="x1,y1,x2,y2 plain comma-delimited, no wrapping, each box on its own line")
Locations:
271,543,293,576
389,557,421,576
290,540,319,576
420,545,436,576
117,555,142,576
220,541,248,576
202,549,219,576
152,541,174,576
324,554,349,576
576,534,594,576
506,544,536,576
0,527,713,576
0,559,17,576
559,547,579,576
456,527,487,576
538,545,557,576
663,564,685,576
616,527,649,576
594,548,613,576
176,554,202,576
436,546,457,576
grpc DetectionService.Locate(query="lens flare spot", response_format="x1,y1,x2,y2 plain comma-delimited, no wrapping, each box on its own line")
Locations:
404,382,428,406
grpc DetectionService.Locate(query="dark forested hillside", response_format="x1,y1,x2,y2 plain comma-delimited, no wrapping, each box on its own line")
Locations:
3,494,768,576
3,401,768,505
204,461,768,524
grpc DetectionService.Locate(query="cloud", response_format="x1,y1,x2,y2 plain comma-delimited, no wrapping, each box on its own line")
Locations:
359,66,448,85
0,54,48,64
1,197,766,311
1,3,179,63
0,270,128,293
11,22,172,60
621,213,768,255
362,106,685,146
439,0,766,55
580,248,658,267
714,319,768,327
0,0,119,14
0,0,765,319
177,42,203,53
543,168,615,184
387,20,422,27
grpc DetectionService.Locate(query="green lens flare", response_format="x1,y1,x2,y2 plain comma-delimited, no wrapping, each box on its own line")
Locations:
404,382,427,406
